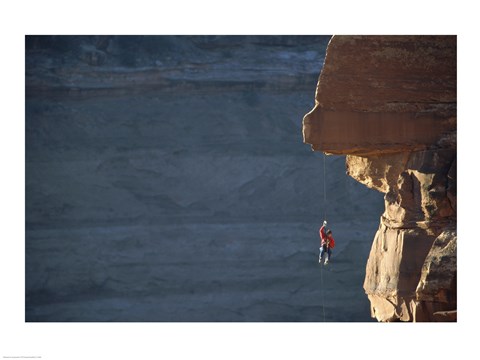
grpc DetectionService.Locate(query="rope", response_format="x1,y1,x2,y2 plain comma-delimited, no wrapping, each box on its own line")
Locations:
320,260,326,322
323,152,327,221
320,151,327,322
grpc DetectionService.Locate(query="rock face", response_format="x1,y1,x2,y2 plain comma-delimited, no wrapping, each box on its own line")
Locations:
303,36,456,321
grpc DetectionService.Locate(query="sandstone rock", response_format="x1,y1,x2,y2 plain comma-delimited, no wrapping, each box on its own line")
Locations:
432,310,457,322
416,231,457,304
303,35,456,156
303,35,457,321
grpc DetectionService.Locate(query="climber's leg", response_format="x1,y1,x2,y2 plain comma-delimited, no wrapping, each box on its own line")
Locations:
319,246,324,263
324,248,331,265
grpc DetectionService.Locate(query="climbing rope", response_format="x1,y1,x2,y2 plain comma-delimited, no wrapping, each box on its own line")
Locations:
320,260,326,322
320,151,327,322
323,152,327,221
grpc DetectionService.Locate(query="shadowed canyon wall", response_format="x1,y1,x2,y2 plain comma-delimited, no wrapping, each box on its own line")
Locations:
26,36,386,321
303,35,456,322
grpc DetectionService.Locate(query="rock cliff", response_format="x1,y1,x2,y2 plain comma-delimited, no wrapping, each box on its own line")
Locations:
303,35,456,321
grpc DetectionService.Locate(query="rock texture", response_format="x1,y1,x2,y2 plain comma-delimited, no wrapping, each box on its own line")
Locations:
303,35,456,321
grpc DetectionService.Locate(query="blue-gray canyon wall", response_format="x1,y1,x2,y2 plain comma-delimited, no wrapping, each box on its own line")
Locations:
26,36,384,321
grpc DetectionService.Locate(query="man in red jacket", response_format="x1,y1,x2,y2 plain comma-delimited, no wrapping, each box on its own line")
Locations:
319,220,335,265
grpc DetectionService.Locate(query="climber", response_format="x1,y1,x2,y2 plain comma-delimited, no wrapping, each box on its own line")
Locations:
319,220,335,265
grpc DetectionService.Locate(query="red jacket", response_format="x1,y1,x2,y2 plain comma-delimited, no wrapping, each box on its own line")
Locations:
319,225,335,248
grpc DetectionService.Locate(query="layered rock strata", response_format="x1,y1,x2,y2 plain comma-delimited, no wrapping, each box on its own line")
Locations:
28,36,386,322
303,35,456,321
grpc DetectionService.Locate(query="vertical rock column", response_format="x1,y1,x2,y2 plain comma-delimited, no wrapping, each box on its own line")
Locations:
347,151,456,321
303,35,457,321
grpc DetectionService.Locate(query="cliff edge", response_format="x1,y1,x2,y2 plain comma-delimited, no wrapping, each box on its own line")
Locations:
303,35,456,322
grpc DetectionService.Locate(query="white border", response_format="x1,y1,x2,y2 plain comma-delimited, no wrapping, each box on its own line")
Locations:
2,0,477,359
